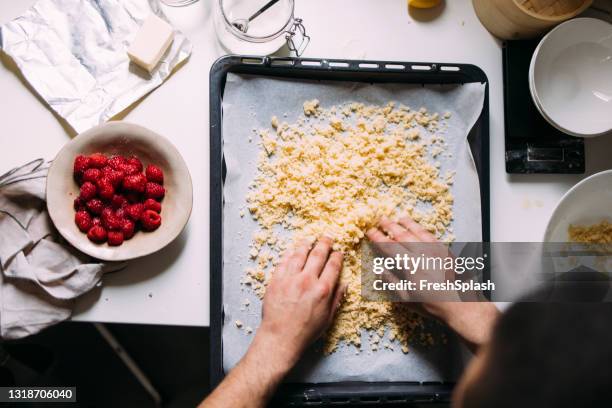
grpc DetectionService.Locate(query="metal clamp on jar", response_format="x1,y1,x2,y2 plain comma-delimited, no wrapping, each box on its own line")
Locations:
214,0,309,56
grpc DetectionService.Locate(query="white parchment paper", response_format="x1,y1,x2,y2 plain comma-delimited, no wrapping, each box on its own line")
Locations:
221,73,485,382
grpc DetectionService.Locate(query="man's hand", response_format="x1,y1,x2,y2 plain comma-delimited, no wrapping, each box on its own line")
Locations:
367,216,460,304
367,216,499,351
200,237,345,408
257,237,346,368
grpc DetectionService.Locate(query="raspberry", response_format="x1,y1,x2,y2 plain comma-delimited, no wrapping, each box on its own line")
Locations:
104,217,122,232
115,207,127,220
123,173,146,193
125,203,144,221
120,163,141,175
143,198,162,213
121,219,136,239
86,198,104,215
87,225,107,243
145,182,165,200
73,155,91,177
82,168,101,183
108,156,127,170
92,217,102,227
75,210,92,232
97,177,115,201
101,207,113,219
145,164,164,184
102,166,125,188
102,207,122,231
141,210,162,231
89,153,108,169
79,182,97,201
111,194,128,209
127,156,143,173
109,170,125,188
107,231,124,246
74,197,86,211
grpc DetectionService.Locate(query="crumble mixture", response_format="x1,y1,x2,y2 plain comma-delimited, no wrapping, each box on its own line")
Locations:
569,220,612,244
241,99,455,353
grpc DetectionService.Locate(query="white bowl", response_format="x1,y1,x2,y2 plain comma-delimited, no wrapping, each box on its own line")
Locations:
530,18,612,138
544,170,612,242
46,122,193,261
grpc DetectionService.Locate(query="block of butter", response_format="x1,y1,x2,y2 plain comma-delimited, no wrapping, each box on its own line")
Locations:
127,14,174,73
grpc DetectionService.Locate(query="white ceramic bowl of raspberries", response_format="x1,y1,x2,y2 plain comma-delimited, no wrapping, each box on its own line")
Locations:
46,122,193,261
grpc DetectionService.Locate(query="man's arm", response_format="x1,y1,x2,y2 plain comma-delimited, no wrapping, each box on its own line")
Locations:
199,334,293,408
425,301,499,352
367,216,500,352
200,237,345,408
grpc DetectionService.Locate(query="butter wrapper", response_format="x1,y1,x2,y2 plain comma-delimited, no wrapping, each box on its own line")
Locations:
0,0,192,133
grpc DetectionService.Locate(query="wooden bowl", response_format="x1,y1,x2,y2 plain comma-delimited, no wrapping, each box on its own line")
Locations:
46,122,193,261
473,0,593,39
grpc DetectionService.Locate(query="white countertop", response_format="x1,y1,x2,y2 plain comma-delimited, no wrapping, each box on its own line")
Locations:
1,0,610,327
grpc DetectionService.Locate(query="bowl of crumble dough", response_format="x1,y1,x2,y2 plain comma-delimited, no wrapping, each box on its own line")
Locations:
544,170,612,243
46,122,193,261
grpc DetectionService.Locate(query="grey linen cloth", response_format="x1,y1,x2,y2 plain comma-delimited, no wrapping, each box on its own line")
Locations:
0,159,123,339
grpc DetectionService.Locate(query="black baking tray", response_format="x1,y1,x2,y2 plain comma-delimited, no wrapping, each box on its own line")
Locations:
210,55,490,405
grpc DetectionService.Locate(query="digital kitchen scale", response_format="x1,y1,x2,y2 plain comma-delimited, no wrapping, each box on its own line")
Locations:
503,40,585,174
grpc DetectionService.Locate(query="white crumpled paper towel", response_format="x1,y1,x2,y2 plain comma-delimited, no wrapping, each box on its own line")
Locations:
0,0,192,133
0,159,124,339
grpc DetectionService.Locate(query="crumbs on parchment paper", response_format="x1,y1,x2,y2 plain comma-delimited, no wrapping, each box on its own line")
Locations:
241,99,455,353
